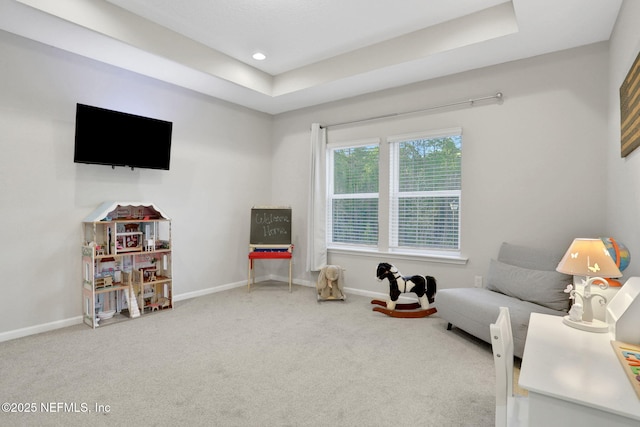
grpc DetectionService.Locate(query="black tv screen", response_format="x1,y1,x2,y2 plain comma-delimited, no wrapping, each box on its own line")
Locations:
74,103,173,170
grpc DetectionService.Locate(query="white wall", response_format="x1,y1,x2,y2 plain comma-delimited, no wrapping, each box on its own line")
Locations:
0,30,273,337
607,0,640,278
0,16,622,339
273,42,611,294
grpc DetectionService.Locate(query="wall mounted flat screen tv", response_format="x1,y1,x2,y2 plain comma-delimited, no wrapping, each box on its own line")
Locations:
74,103,173,170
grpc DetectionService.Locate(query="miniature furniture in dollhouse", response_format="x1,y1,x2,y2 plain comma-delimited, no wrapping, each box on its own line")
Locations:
81,202,173,328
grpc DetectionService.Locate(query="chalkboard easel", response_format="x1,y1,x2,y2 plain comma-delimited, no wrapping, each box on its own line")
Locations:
249,207,292,246
248,206,293,292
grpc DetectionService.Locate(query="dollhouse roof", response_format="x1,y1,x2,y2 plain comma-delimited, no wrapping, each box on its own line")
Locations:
83,201,171,222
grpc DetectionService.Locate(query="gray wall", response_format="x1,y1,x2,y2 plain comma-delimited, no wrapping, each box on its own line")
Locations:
273,42,611,294
607,0,640,278
0,30,272,338
3,0,638,339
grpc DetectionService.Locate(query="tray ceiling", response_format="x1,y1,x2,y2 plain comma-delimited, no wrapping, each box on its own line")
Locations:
0,0,623,114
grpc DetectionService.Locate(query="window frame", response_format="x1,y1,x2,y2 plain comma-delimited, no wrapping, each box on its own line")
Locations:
387,128,462,256
326,129,466,264
327,138,381,249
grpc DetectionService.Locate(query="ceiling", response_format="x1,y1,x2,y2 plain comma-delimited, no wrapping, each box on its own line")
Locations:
0,0,623,114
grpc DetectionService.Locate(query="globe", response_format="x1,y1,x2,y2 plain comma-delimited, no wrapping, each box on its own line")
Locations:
601,237,630,272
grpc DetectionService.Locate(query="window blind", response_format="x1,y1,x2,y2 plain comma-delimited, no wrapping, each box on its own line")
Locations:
389,129,462,251
328,143,379,245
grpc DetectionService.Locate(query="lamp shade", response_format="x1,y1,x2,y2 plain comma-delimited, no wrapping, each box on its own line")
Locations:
556,238,622,278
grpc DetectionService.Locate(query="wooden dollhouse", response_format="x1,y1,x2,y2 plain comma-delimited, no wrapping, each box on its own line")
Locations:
81,202,173,328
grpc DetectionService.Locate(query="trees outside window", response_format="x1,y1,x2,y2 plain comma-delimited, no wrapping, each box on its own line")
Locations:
390,132,462,251
328,128,461,255
329,144,379,245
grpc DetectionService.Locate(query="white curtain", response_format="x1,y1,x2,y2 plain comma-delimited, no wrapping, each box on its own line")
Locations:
307,123,327,272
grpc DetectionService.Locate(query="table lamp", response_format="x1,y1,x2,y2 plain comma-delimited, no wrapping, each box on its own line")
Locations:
556,238,622,332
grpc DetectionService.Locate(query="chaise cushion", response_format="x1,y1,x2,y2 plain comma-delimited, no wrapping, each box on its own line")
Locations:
486,259,571,311
497,242,564,271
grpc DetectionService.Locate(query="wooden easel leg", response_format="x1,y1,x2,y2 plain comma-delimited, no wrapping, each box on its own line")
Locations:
247,259,252,292
288,259,292,293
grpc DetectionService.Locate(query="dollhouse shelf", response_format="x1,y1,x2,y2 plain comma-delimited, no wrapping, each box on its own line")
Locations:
93,284,129,294
247,244,293,292
81,202,173,328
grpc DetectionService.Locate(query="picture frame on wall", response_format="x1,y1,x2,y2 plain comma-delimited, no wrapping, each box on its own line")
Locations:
620,51,640,157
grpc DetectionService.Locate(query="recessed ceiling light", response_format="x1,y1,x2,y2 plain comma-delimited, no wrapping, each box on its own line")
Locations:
252,52,266,61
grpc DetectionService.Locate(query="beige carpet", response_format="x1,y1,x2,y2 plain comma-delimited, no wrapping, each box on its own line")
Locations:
0,282,499,426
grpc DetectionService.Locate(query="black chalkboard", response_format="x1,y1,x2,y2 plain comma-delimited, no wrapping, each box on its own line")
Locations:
250,207,292,245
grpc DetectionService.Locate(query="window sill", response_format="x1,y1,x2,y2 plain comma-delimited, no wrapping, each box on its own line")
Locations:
327,247,468,265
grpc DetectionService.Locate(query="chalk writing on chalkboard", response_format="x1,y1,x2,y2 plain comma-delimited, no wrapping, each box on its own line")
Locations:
250,207,292,245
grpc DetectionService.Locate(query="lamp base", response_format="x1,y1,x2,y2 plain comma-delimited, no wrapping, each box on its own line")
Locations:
562,315,609,333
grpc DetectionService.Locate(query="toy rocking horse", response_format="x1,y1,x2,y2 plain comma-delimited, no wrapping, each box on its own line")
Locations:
372,262,437,318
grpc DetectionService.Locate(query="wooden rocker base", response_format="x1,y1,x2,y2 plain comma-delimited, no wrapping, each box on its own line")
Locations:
370,299,437,318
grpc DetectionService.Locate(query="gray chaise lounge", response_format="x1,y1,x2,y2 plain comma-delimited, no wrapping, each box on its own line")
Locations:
436,242,571,358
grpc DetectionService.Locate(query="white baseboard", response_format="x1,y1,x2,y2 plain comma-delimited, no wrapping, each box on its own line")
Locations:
0,277,415,343
173,279,247,302
0,316,83,343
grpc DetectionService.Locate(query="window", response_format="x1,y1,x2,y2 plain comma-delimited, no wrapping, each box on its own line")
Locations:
328,141,379,246
327,128,462,256
389,129,462,252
